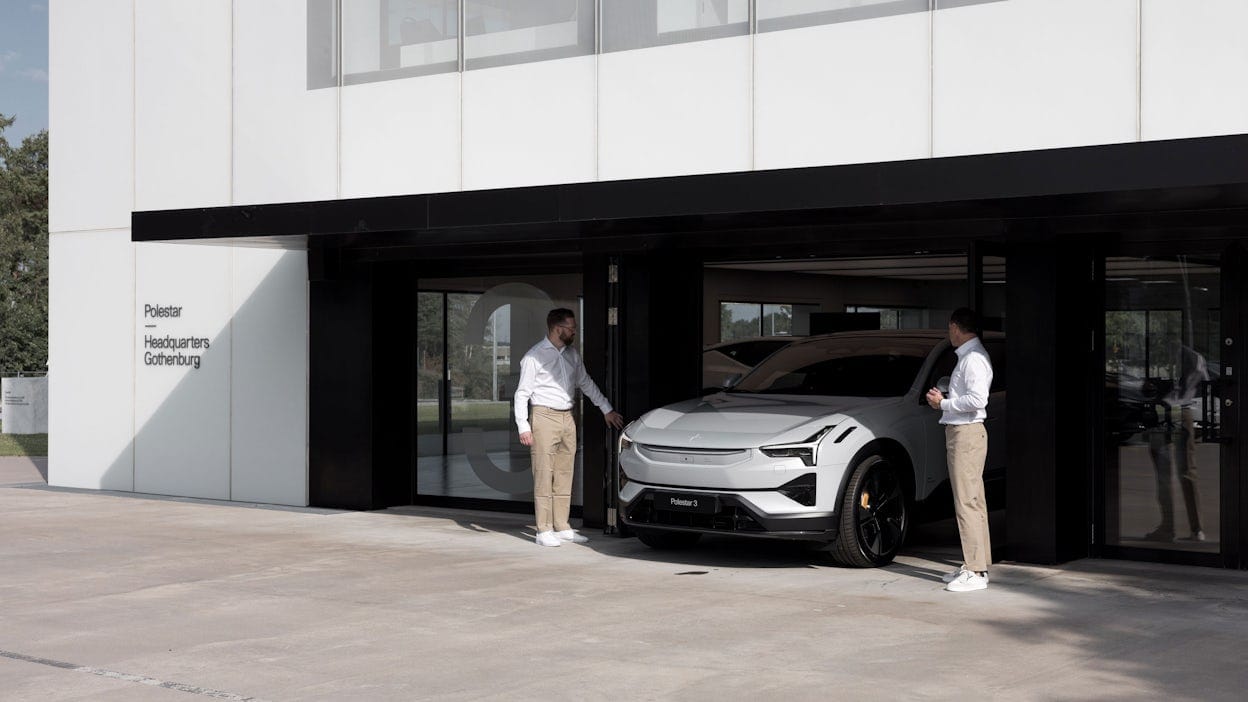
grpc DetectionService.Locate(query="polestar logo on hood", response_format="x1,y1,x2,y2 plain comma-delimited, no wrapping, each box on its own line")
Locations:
689,433,702,442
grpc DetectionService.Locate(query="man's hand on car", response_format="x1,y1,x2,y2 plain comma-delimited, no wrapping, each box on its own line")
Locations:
605,411,625,430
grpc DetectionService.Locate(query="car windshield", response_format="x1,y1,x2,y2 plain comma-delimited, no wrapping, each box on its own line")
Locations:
716,339,792,366
729,336,939,397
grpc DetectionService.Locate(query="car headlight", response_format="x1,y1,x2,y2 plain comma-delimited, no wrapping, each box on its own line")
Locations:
759,445,815,464
760,425,836,467
618,434,634,454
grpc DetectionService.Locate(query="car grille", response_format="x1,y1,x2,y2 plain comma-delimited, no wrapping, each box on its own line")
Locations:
636,445,751,466
627,494,765,533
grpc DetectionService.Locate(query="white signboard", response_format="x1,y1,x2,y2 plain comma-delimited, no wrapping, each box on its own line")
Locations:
2,376,49,434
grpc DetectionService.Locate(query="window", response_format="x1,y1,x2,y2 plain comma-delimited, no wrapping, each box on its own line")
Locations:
845,305,937,330
720,302,796,341
308,0,1009,88
342,0,460,84
465,0,596,70
602,0,750,53
756,0,930,33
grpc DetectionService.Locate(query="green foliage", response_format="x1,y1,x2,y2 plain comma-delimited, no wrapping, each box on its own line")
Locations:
0,431,47,456
0,114,49,373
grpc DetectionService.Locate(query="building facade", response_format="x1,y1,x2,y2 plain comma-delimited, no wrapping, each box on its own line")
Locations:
50,0,1248,568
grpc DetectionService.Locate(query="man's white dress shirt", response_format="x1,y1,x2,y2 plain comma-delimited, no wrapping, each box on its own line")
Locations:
514,337,613,434
939,336,993,425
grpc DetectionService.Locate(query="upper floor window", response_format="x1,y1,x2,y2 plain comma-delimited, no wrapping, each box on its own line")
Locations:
465,0,596,70
601,0,750,53
308,0,1007,88
310,0,596,87
756,0,931,33
342,0,459,84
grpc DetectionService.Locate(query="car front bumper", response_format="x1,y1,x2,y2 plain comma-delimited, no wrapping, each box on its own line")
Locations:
619,483,838,541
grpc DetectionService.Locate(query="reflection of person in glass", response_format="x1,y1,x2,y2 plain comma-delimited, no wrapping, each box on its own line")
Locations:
1144,344,1207,543
514,308,625,548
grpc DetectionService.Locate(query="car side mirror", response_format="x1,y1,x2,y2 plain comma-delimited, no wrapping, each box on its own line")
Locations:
722,374,742,389
937,376,951,394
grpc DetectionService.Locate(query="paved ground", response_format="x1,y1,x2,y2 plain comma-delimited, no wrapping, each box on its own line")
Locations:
2,456,1246,702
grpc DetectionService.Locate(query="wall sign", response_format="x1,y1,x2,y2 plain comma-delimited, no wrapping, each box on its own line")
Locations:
142,303,210,370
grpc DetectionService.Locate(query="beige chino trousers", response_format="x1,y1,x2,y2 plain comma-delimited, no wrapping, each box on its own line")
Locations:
945,422,992,573
530,406,577,534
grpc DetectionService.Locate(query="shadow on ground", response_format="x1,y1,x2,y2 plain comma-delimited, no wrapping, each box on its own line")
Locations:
377,503,1000,579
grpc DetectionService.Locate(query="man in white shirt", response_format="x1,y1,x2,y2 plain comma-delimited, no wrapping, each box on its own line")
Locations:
515,308,625,547
926,308,994,592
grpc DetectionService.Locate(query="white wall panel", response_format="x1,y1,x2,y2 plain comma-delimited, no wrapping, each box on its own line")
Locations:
133,244,232,500
230,249,308,506
340,74,460,198
932,0,1138,158
48,0,133,233
1141,0,1248,142
134,0,232,211
755,12,931,170
599,36,751,181
48,231,135,491
233,0,337,205
463,57,596,190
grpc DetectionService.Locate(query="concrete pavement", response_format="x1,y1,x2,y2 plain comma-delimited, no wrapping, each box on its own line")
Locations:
2,456,1246,701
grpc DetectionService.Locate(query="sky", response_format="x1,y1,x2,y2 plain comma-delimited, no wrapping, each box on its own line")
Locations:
0,1,49,145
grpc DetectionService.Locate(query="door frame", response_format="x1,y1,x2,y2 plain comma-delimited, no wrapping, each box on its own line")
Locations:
410,258,602,519
1092,239,1242,569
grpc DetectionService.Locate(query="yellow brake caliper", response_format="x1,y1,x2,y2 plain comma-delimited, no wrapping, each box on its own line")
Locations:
860,491,870,510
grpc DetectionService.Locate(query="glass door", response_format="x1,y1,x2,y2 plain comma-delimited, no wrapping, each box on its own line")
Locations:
1102,255,1222,557
416,274,585,507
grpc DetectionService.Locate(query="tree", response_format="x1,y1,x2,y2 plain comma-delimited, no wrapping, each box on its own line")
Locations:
0,114,49,373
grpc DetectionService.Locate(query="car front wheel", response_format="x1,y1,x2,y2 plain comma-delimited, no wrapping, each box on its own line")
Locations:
829,454,910,567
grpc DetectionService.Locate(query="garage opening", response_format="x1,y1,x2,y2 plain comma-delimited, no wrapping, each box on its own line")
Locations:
703,253,1005,388
615,252,1010,561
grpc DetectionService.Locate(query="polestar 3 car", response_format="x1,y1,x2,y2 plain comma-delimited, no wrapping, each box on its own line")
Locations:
618,330,1005,567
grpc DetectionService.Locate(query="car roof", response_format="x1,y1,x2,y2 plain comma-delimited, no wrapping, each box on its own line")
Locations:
703,336,795,351
784,329,1004,347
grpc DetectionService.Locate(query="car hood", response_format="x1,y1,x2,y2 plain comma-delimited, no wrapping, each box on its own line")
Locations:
627,392,897,449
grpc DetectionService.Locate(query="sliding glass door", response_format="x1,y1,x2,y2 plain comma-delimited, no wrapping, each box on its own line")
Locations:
416,274,584,507
1102,254,1222,557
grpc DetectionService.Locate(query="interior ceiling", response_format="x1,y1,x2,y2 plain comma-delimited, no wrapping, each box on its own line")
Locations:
1104,256,1220,278
707,255,1217,282
707,255,1007,281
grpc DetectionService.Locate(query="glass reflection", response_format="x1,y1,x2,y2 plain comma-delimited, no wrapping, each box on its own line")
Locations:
1104,256,1220,552
757,0,930,32
417,275,585,504
464,0,595,69
342,0,458,83
602,0,749,52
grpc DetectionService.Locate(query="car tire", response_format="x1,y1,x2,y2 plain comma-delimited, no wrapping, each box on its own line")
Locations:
829,454,910,568
635,529,703,550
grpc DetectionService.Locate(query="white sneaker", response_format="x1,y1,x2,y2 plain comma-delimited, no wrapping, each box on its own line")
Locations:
535,531,562,547
942,566,989,585
1178,530,1206,542
555,529,589,544
946,569,989,592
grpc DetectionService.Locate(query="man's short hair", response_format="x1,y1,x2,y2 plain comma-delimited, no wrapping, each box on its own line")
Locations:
949,307,979,335
547,308,576,329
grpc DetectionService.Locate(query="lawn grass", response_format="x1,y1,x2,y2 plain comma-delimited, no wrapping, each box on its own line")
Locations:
0,433,48,457
417,401,511,422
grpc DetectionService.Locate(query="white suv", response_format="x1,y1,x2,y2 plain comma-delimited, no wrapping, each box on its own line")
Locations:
618,330,1005,567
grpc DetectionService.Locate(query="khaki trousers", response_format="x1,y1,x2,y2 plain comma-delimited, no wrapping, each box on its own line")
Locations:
530,406,577,534
945,423,992,573
1148,406,1203,534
